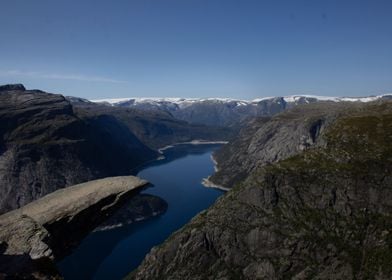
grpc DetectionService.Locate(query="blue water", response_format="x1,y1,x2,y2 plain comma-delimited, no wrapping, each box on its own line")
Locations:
57,144,224,280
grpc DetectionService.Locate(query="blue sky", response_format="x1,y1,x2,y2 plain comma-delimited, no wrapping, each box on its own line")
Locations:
0,0,391,99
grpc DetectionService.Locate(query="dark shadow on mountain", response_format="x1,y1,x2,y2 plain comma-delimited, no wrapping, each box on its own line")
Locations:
0,241,60,279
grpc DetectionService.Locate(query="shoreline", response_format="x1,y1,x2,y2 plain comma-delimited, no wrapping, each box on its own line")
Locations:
201,177,230,192
93,210,163,232
143,139,230,191
158,140,228,154
132,140,228,175
210,154,219,172
201,152,230,192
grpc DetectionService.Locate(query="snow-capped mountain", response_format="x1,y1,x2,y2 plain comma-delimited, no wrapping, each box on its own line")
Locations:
89,94,392,126
92,94,391,106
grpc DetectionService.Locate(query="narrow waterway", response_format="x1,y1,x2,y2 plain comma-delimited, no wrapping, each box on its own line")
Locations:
57,144,224,280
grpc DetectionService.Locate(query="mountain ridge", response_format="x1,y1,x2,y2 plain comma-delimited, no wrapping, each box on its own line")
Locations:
91,93,392,106
88,94,392,127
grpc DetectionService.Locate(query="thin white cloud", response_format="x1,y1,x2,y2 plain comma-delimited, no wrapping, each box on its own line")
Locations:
0,70,127,84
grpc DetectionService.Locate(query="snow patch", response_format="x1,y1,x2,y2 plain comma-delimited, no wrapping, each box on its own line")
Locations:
91,94,391,108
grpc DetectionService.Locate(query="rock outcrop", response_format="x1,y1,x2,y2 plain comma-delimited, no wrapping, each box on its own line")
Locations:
0,84,157,213
0,83,26,92
0,176,148,279
130,101,392,279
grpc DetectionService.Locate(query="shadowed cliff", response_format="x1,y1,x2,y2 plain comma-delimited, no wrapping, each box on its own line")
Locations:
0,85,157,213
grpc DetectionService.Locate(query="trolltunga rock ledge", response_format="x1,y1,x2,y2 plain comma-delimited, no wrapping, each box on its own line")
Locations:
0,176,148,279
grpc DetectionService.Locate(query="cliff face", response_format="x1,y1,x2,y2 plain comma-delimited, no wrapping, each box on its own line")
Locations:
209,102,360,189
130,101,392,279
0,85,157,213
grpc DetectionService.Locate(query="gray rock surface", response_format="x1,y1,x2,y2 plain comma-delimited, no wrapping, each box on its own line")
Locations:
0,176,148,279
209,102,360,189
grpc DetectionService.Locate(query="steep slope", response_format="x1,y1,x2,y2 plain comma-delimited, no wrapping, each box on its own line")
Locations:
0,85,157,213
208,102,356,189
130,101,392,279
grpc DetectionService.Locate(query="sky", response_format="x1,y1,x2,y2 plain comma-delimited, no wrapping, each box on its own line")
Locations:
0,0,391,99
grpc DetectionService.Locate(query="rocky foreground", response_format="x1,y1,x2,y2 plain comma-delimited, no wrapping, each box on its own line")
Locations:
130,101,392,279
0,176,149,279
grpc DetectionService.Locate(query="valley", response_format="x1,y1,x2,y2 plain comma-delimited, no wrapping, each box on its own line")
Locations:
57,144,224,280
0,84,391,280
0,84,228,213
2,2,391,279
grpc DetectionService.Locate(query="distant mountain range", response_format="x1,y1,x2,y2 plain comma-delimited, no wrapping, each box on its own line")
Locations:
89,94,392,126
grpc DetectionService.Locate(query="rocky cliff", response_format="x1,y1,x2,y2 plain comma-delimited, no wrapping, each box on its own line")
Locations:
208,102,362,189
0,84,158,213
0,176,148,279
130,101,392,279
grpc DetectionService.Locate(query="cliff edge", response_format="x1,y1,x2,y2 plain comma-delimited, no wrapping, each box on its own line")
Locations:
0,176,148,279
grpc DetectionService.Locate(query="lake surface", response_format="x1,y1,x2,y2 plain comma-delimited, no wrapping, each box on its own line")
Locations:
57,144,224,280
